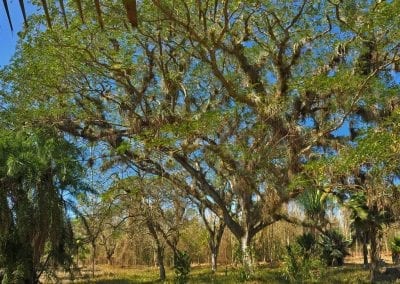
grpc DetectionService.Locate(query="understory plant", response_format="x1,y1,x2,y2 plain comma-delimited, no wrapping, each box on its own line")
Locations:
390,235,400,264
319,230,351,266
283,233,325,282
174,250,191,283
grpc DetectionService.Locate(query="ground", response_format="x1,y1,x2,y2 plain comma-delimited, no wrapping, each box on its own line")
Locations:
48,263,378,284
46,253,400,283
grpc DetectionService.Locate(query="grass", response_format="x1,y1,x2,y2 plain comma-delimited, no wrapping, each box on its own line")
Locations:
55,263,374,284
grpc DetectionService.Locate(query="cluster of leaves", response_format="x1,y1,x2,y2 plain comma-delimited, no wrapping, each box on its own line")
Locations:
283,233,325,282
391,236,400,264
320,230,351,266
173,251,191,284
0,128,88,282
283,231,350,282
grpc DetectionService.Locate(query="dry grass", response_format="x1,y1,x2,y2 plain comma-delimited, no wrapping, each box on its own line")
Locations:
44,260,399,283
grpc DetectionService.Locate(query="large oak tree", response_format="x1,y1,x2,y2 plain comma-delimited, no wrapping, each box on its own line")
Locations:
2,0,400,272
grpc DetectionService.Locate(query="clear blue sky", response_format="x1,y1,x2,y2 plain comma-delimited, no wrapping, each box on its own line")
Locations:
0,1,36,66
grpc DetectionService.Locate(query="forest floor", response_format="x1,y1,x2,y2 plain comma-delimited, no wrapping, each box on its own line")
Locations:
48,262,394,283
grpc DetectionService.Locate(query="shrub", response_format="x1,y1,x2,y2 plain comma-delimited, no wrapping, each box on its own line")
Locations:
283,233,325,282
297,232,318,255
174,251,191,284
390,235,400,264
319,230,350,266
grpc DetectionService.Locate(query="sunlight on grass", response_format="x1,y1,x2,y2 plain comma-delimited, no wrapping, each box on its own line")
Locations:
68,263,371,284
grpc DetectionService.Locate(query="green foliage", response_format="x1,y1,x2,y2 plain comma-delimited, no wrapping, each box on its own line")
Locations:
390,235,400,254
1,1,400,281
319,230,351,266
173,251,191,284
231,243,254,281
297,233,318,255
283,233,325,282
235,266,252,282
391,235,400,264
0,128,88,282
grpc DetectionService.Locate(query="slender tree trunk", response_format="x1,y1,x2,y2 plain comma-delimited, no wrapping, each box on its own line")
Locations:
92,242,96,278
146,220,166,281
207,226,224,272
370,228,381,283
362,235,369,268
210,243,219,273
106,254,113,265
156,245,166,281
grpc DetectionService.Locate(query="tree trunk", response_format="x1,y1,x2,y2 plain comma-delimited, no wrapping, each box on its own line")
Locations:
91,242,96,278
146,220,166,281
362,235,369,268
208,226,224,272
156,245,166,281
240,232,253,272
370,228,381,283
106,254,113,265
210,244,218,273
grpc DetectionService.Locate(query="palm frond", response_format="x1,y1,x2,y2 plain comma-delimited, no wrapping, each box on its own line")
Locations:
40,0,52,28
2,0,13,31
19,0,27,26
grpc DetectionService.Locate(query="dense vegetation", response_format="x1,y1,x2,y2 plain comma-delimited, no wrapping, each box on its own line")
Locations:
1,0,400,283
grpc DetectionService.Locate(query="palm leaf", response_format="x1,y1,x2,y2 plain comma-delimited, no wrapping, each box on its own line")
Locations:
94,0,104,30
19,0,27,27
123,0,137,28
75,0,84,24
58,0,68,28
40,0,52,28
2,0,13,31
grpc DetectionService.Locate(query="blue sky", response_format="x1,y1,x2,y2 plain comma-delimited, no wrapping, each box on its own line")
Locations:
0,1,36,66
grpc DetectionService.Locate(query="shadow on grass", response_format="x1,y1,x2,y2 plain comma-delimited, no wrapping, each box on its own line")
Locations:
92,280,155,284
71,263,378,284
323,263,369,284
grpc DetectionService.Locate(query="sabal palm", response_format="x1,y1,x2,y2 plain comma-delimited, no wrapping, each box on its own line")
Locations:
0,128,88,283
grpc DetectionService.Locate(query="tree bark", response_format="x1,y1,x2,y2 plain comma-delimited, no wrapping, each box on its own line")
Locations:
201,210,225,273
146,220,166,281
106,253,113,265
240,232,253,272
369,227,381,283
156,245,166,281
362,234,369,268
92,242,96,278
211,250,217,273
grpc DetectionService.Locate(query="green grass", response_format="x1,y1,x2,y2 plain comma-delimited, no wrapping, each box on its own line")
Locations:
65,263,373,284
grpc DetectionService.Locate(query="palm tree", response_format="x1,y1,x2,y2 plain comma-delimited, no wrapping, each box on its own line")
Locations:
0,127,89,283
298,187,330,236
348,193,370,267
